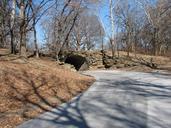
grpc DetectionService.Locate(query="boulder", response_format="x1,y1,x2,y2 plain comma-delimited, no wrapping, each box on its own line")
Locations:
103,57,118,68
64,63,77,72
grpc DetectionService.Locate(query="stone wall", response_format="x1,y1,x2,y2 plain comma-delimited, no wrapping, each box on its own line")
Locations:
60,50,158,71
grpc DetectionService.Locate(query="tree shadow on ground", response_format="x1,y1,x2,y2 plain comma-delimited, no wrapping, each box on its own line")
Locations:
94,77,171,128
1,68,90,128
18,73,171,128
150,71,171,79
33,94,91,128
3,70,171,128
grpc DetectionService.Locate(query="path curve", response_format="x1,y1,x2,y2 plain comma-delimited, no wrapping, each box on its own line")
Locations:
18,70,171,128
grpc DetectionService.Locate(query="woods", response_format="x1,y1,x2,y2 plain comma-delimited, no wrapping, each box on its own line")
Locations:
110,0,171,57
0,0,53,57
0,0,171,59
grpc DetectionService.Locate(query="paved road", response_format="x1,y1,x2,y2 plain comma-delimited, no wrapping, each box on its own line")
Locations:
18,70,171,128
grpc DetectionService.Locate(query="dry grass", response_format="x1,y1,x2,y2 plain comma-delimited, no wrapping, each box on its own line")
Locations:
0,57,94,128
117,51,170,65
106,51,170,63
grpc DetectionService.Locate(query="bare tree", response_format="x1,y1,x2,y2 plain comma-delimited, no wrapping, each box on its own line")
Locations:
109,0,116,58
10,0,16,54
0,0,10,48
135,0,171,55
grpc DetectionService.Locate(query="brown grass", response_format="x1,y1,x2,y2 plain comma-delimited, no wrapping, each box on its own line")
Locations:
0,58,94,128
118,51,170,65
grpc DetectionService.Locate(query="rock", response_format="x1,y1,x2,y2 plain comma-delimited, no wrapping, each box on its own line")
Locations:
58,61,65,65
79,61,89,71
12,58,28,64
64,64,77,72
110,65,117,69
97,65,105,69
92,62,98,66
116,64,125,69
103,58,118,68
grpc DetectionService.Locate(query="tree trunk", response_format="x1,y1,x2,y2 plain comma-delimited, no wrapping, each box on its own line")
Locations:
110,38,115,58
20,26,27,57
10,31,14,53
33,25,39,58
76,34,81,51
10,0,16,54
33,17,39,58
1,19,6,48
127,41,130,57
19,0,27,58
109,0,116,57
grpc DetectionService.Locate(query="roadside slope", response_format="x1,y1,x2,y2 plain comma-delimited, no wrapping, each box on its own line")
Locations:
0,58,94,128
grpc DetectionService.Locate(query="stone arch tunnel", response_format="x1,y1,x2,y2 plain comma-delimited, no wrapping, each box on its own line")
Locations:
65,54,89,71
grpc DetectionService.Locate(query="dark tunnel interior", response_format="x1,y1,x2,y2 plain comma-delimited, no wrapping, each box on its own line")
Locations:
65,55,88,71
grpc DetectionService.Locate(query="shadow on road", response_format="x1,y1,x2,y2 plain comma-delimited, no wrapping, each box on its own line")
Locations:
18,72,171,128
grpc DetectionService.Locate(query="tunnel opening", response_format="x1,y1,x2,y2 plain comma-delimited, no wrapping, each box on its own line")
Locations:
65,55,89,71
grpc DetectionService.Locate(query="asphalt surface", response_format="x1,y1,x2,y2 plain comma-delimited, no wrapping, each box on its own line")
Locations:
18,70,171,128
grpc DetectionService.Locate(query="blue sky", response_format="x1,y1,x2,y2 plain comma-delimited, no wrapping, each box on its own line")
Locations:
36,23,44,45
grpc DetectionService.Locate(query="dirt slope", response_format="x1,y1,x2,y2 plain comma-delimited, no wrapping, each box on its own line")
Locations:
0,58,94,128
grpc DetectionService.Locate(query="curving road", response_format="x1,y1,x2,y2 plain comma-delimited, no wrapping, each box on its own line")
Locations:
18,70,171,128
